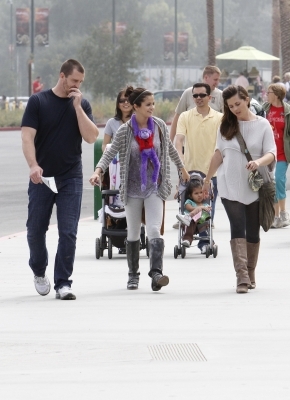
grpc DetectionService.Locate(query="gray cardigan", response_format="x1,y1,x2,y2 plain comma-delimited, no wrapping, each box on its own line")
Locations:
96,116,184,205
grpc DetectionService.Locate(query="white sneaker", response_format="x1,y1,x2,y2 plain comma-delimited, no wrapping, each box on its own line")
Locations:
280,211,290,227
56,286,76,300
34,275,51,296
201,245,207,254
176,214,191,227
172,221,179,229
271,216,283,228
181,239,190,248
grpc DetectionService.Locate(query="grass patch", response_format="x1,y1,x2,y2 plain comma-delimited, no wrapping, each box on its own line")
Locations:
0,110,24,127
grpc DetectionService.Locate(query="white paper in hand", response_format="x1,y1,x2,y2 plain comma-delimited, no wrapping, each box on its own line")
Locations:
41,176,58,193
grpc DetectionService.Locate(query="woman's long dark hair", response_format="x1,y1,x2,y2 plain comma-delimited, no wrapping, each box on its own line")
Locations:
220,85,249,140
114,88,133,121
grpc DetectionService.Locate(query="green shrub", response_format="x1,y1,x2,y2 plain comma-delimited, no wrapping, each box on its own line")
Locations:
0,110,24,127
154,99,178,122
91,98,177,124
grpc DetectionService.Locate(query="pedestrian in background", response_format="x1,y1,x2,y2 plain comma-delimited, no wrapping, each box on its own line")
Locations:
32,76,44,94
21,59,98,300
90,86,189,291
263,84,290,228
203,85,276,294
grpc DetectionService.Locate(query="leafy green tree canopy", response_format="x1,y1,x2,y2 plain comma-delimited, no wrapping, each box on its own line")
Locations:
78,26,143,98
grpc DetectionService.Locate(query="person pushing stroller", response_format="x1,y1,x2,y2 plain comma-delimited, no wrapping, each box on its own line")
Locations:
176,179,211,253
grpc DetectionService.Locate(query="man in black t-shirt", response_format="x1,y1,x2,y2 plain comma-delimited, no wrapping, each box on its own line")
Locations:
21,59,99,300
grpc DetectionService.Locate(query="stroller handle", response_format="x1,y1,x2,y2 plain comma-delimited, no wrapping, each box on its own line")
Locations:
101,189,120,195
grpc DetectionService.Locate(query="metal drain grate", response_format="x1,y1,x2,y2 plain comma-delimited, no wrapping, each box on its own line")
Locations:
148,343,207,362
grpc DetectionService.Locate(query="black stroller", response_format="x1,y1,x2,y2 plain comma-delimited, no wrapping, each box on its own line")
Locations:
95,171,148,259
173,171,218,259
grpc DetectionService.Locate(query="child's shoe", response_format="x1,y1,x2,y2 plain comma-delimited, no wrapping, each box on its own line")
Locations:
176,214,191,227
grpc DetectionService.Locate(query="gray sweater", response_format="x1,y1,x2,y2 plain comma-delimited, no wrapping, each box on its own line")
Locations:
96,116,184,205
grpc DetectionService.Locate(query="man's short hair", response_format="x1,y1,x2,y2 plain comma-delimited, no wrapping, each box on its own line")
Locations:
268,83,286,102
202,65,221,77
60,59,85,77
192,82,211,96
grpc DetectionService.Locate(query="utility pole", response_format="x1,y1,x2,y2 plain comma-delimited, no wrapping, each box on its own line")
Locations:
112,0,116,51
174,0,178,89
7,0,13,71
28,0,34,96
221,0,224,52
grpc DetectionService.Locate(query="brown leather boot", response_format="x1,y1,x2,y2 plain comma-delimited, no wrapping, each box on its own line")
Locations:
247,241,260,289
230,238,251,294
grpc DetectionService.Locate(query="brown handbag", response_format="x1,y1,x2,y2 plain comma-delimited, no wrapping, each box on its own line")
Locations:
235,131,275,232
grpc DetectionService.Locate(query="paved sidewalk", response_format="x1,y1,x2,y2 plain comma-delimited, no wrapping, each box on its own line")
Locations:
0,197,290,399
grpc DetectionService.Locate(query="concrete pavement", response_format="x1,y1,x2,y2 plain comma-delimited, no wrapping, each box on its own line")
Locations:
0,195,290,399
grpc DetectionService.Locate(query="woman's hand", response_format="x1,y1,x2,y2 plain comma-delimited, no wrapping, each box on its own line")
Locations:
89,168,102,186
202,181,211,198
246,160,260,171
180,168,190,182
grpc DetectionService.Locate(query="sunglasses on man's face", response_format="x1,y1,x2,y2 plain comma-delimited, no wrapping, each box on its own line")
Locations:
192,93,208,99
119,98,129,103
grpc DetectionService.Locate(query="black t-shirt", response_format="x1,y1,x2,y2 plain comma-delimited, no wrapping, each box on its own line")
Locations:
21,89,94,180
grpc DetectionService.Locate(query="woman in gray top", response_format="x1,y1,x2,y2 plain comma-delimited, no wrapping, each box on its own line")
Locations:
203,85,276,294
90,86,189,291
102,88,133,151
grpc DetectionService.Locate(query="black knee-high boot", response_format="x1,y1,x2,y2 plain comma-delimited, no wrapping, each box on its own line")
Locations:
126,240,140,290
148,238,169,291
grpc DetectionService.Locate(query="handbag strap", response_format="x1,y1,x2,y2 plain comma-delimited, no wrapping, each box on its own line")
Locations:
235,130,253,163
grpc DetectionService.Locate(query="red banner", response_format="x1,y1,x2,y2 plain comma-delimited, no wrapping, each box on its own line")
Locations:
164,32,188,61
164,33,174,61
16,8,30,46
178,32,188,61
35,8,49,46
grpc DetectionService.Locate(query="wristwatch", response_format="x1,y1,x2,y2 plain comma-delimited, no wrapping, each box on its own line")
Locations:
203,178,211,184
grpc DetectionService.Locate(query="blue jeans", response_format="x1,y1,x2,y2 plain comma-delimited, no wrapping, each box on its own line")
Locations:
26,178,83,290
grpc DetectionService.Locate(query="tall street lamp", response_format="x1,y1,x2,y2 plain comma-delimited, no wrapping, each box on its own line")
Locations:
28,0,34,96
174,0,178,89
7,0,13,71
112,0,116,51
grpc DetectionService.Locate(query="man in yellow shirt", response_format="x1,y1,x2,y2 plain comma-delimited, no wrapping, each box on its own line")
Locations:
175,83,222,238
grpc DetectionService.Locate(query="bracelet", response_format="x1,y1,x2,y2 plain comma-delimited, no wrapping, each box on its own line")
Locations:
203,178,211,184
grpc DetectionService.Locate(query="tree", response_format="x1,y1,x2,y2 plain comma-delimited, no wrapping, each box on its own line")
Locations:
78,26,143,98
272,0,281,77
279,0,290,75
206,0,216,65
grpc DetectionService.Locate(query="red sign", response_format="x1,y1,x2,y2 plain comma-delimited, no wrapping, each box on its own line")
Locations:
35,8,49,46
16,8,30,46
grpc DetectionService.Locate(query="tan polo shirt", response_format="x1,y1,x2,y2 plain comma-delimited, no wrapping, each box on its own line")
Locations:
176,107,222,173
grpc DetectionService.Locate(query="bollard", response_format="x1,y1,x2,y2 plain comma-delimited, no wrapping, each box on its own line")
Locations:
94,138,103,220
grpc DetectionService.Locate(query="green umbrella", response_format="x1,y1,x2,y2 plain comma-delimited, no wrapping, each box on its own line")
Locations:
216,46,279,71
216,46,280,61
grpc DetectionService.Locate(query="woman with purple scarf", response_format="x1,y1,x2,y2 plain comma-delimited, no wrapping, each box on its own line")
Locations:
90,86,189,291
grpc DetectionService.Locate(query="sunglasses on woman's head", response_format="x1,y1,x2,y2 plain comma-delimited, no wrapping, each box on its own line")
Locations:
119,98,129,103
192,93,208,98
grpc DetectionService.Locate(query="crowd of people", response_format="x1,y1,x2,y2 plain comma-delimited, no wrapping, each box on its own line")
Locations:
20,59,289,300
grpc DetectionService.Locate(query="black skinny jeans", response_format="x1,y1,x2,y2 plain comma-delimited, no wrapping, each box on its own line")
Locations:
221,198,260,243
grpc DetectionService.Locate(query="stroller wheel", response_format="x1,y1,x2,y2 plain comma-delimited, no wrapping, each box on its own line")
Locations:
108,237,113,259
181,245,186,259
95,238,101,259
213,244,218,258
205,245,211,258
174,245,178,259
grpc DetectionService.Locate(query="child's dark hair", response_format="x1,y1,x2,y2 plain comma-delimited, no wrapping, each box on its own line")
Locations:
184,179,203,201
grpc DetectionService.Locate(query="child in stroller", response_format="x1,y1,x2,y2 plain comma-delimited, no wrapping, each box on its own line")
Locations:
174,173,218,258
